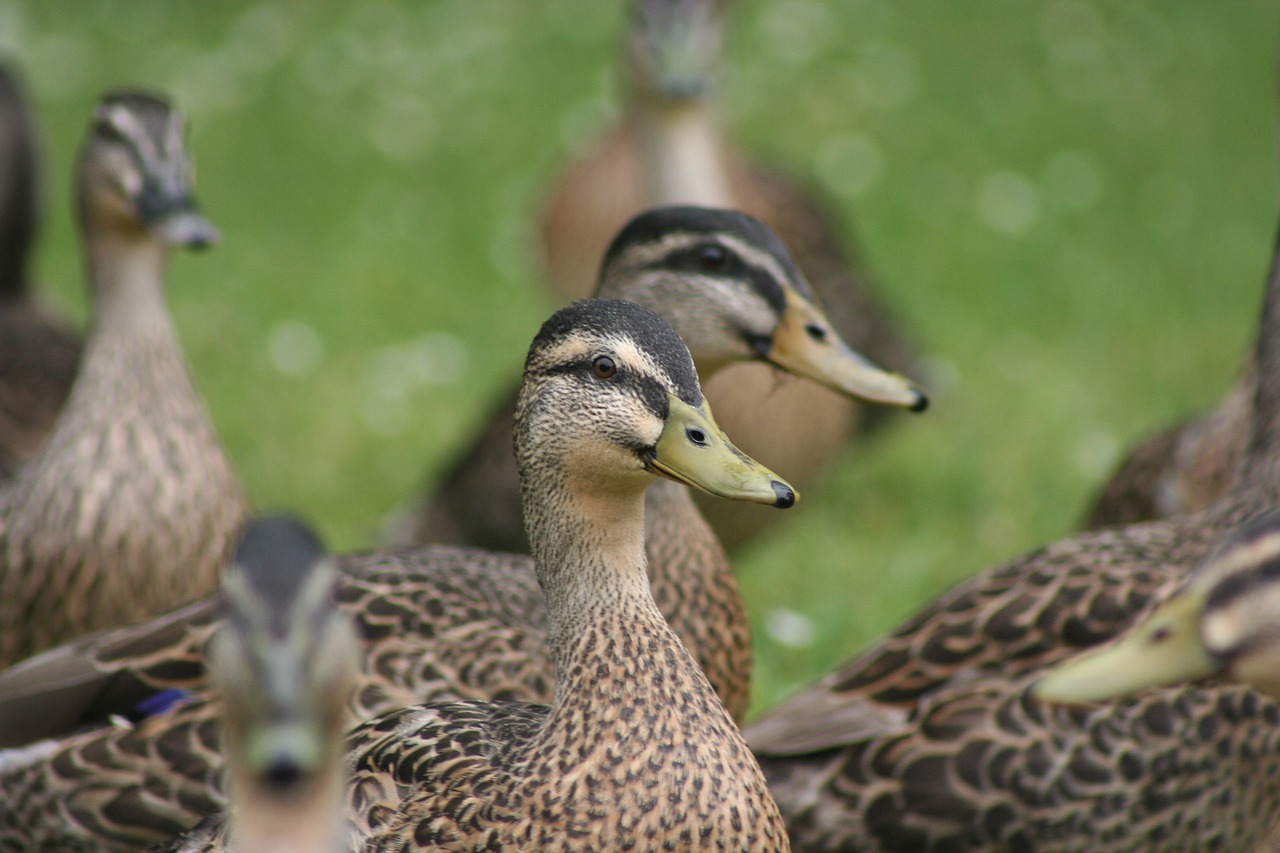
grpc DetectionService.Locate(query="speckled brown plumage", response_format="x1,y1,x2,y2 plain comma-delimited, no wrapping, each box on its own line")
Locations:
415,0,919,555
744,222,1280,851
0,63,81,478
151,299,792,852
0,92,248,667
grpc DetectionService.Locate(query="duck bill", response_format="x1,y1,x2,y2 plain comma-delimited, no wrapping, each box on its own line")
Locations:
646,394,796,508
769,294,927,411
1033,593,1219,703
138,183,220,249
146,205,220,249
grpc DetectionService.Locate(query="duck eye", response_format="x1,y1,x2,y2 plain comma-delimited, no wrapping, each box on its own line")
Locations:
696,244,729,271
592,356,617,379
805,322,828,343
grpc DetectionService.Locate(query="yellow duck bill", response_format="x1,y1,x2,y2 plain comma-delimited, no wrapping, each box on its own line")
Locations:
770,294,927,412
1033,592,1219,703
646,394,796,509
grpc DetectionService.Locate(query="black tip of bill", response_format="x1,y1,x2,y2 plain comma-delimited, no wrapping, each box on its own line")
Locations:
772,480,796,509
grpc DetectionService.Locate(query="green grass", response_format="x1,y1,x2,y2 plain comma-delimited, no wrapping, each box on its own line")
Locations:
4,0,1278,715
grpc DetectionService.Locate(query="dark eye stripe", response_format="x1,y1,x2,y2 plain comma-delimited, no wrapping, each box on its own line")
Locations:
644,242,788,316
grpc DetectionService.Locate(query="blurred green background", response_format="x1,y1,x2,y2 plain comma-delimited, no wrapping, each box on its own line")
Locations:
3,0,1278,714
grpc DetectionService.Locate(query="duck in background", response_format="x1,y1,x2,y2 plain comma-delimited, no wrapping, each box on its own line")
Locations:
408,0,922,553
0,62,81,478
743,215,1280,851
0,91,248,667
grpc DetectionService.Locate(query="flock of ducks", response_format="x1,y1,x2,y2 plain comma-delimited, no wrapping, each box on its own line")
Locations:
2,1,1280,851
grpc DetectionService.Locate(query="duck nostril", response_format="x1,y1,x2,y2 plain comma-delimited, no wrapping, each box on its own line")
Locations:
804,322,827,342
686,428,708,446
262,756,304,790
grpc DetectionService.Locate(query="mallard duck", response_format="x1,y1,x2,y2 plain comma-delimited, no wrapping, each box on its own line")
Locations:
1037,508,1280,702
0,209,892,848
154,516,359,853
158,299,794,851
0,91,248,666
414,0,920,553
0,63,81,478
742,220,1280,850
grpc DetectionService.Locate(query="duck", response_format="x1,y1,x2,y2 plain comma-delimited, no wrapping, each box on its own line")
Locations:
0,62,81,477
1036,508,1280,702
157,299,795,851
741,214,1280,850
413,0,920,553
153,516,359,853
0,209,904,850
0,91,249,667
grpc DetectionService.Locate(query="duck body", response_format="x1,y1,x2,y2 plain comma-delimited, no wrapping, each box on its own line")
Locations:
346,606,779,851
0,63,81,478
0,92,247,666
748,493,1280,851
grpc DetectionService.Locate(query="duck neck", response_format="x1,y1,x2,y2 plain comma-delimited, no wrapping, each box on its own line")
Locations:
643,477,751,720
635,95,734,207
526,471,695,709
0,98,37,301
77,228,188,396
1246,234,1280,461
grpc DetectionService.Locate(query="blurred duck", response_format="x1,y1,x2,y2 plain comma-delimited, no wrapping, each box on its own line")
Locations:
0,91,248,666
155,517,359,853
412,0,921,552
1037,508,1280,702
150,300,794,851
0,63,81,477
742,218,1280,851
0,209,896,848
